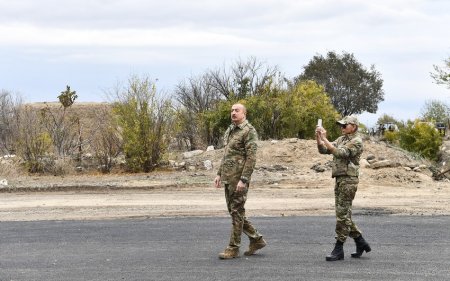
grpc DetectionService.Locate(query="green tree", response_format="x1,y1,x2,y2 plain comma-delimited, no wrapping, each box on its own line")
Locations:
112,75,174,172
58,85,78,108
296,51,384,116
399,120,442,160
277,81,341,140
431,57,450,89
206,80,341,142
420,99,450,122
377,114,398,125
376,114,404,131
174,57,284,147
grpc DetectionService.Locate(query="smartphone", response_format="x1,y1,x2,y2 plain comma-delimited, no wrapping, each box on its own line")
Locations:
317,119,322,127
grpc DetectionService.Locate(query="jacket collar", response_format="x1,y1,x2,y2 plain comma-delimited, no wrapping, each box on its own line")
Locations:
231,119,248,130
343,131,358,140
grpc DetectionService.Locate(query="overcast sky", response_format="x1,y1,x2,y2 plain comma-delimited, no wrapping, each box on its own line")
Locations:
1,0,449,126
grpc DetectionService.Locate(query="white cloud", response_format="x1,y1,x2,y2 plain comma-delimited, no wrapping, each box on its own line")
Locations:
0,24,263,48
0,0,449,122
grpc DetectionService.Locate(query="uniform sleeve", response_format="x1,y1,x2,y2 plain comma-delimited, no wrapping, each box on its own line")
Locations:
241,127,258,180
217,127,231,176
318,144,330,154
318,141,337,155
332,138,362,159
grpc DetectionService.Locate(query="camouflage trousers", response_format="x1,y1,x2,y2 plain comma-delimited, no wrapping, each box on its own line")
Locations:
224,182,262,249
334,176,362,242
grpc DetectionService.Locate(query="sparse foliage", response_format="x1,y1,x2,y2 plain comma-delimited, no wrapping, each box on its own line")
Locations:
90,105,122,173
431,57,450,89
420,99,450,122
296,51,384,116
0,90,22,155
376,114,404,131
40,86,79,157
174,75,219,149
377,114,399,125
15,105,53,173
207,56,281,100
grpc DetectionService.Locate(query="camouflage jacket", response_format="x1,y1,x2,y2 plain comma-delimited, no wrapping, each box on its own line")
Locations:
217,120,258,184
318,132,363,178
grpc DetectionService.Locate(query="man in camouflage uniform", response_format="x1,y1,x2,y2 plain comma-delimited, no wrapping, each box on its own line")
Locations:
214,103,266,259
315,115,371,261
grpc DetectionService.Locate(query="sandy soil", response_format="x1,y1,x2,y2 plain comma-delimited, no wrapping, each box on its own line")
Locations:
1,139,449,221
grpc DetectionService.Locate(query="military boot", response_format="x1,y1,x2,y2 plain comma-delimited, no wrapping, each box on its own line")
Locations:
326,240,344,261
218,247,240,259
244,237,267,256
351,235,371,258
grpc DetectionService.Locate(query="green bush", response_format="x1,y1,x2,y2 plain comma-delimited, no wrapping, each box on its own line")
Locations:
112,76,174,172
399,120,442,160
277,81,341,140
382,130,399,144
204,80,341,143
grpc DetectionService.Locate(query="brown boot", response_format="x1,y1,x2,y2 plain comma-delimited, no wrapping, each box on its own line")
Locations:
244,238,267,256
218,247,240,259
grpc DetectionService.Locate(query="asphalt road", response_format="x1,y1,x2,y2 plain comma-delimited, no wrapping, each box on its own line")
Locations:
0,216,449,281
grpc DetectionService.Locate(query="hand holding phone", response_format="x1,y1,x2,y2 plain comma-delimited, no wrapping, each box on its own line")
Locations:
317,119,322,127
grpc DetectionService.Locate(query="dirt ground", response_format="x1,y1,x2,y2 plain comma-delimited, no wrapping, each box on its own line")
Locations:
1,139,449,221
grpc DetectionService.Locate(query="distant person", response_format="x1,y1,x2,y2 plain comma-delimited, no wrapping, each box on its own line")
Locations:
315,115,371,261
214,103,266,259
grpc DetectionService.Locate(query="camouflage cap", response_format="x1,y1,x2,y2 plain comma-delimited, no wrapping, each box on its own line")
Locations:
336,115,359,126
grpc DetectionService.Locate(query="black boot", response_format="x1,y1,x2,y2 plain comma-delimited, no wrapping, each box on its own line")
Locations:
326,240,344,261
351,235,371,258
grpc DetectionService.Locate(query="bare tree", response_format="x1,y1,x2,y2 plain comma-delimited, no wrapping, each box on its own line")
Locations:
431,57,450,89
16,105,53,173
174,75,219,149
207,56,280,100
40,86,79,158
0,90,22,155
90,105,123,173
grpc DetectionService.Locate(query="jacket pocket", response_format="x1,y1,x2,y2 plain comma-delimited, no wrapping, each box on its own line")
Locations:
331,158,348,177
347,161,359,177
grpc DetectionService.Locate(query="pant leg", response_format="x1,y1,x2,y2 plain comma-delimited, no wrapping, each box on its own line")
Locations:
334,176,362,242
242,182,262,240
224,182,248,249
243,215,263,241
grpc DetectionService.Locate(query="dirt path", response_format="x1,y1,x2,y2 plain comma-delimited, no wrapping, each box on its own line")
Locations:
1,176,448,221
1,138,449,221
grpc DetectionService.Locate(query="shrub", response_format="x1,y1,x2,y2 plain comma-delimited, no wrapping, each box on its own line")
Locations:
111,75,174,172
204,80,341,143
382,130,399,144
399,120,442,160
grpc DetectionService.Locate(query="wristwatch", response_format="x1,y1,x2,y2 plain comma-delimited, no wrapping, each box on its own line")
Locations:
240,177,248,184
